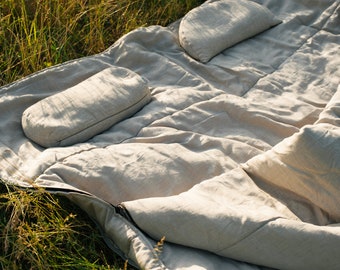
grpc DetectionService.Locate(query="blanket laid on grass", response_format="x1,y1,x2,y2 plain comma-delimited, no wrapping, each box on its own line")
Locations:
1,0,339,269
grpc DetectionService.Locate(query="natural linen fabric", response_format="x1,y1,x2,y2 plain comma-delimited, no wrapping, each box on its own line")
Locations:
0,0,339,269
244,123,340,222
21,67,150,147
178,0,281,63
316,85,340,126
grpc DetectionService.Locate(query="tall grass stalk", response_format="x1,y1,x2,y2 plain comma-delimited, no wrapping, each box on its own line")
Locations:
0,0,204,268
0,184,129,269
0,0,204,86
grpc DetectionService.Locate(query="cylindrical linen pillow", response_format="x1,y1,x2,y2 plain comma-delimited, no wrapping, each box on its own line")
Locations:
22,66,151,147
179,0,281,63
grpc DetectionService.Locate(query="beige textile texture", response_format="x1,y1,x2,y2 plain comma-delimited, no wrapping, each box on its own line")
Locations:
22,67,150,147
244,123,340,223
0,0,339,269
179,0,281,62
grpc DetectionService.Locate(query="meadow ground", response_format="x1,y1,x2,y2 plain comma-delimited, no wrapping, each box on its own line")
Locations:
0,1,204,269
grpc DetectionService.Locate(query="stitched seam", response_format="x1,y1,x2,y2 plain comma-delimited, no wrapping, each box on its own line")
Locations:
37,90,226,176
214,216,282,253
241,1,339,97
56,91,150,144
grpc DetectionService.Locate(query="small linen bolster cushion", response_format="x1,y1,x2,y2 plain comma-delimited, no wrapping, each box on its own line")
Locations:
179,0,281,63
22,66,151,147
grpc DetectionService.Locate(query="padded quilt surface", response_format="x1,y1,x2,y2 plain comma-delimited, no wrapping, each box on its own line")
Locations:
0,0,339,269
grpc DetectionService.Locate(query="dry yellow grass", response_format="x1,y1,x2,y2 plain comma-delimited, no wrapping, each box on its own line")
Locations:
0,0,204,86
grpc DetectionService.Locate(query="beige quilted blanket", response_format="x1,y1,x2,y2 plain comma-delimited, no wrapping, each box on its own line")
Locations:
1,0,339,269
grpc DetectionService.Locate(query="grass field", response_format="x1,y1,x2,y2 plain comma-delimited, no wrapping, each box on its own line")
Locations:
0,0,204,268
0,0,204,86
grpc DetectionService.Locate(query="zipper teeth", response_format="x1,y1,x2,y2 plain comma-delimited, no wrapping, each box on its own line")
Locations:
115,203,137,225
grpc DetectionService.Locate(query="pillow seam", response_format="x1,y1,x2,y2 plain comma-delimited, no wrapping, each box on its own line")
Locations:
55,91,151,146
